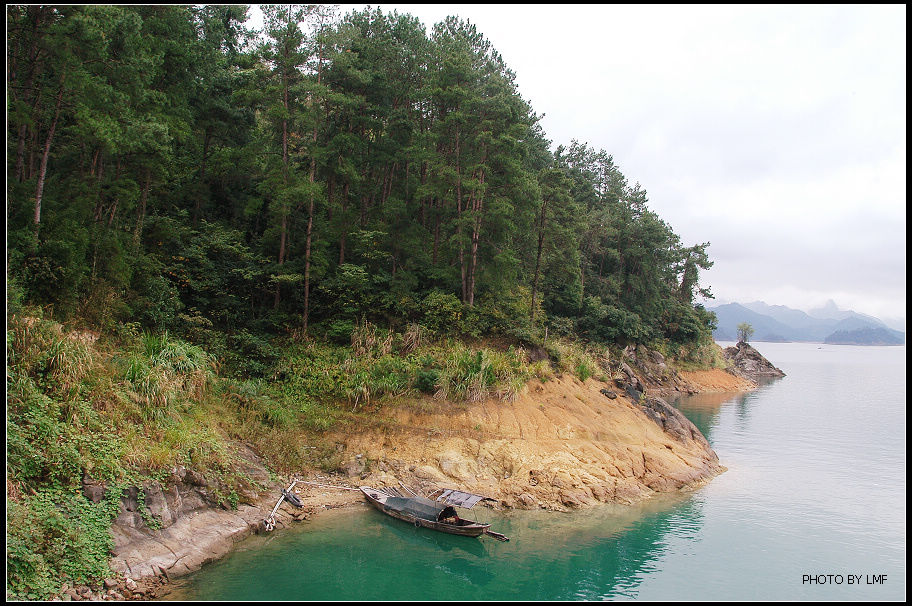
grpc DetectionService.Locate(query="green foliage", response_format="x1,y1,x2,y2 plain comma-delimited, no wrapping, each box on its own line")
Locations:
7,4,716,357
737,322,755,343
420,291,464,335
7,275,27,316
544,338,605,382
118,331,215,424
7,488,121,600
577,296,646,345
467,287,543,342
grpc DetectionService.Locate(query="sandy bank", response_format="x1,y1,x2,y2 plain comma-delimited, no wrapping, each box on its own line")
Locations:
678,368,757,392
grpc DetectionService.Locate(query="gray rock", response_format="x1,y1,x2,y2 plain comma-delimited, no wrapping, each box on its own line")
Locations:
184,469,208,487
110,507,263,581
342,458,365,477
120,486,139,512
142,482,174,529
82,475,106,503
518,492,537,507
722,342,786,381
640,396,710,447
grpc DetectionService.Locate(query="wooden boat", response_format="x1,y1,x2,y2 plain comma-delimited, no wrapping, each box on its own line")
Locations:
359,486,508,540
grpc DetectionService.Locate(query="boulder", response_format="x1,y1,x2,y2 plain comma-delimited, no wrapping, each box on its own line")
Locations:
723,342,786,381
82,476,106,504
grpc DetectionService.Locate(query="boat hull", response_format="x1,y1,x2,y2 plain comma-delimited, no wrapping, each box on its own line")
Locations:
360,487,490,537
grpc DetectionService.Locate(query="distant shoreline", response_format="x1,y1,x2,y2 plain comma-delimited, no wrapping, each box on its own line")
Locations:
715,340,905,347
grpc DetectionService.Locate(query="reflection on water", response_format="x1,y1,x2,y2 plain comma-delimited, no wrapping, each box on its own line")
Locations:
171,344,905,600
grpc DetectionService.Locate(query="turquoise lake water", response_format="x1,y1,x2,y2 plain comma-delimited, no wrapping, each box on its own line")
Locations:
169,342,905,600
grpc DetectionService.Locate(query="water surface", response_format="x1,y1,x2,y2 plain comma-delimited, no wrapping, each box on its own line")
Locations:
170,342,905,600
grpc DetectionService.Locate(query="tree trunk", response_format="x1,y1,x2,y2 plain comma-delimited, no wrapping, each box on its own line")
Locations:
339,181,349,265
32,72,65,243
466,157,487,307
14,11,45,183
432,197,441,266
275,61,291,309
455,130,466,303
303,192,314,335
134,166,152,246
531,197,548,320
107,157,122,227
194,130,211,226
93,154,106,223
302,32,325,336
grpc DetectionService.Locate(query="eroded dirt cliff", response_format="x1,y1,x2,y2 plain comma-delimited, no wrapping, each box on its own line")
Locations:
328,373,729,511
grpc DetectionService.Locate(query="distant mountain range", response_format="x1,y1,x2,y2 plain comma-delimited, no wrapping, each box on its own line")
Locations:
708,300,905,345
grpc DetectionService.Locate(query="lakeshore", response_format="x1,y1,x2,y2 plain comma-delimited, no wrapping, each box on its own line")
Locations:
167,343,907,601
107,362,759,600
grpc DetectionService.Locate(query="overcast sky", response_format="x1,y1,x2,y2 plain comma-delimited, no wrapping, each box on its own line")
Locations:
248,4,906,321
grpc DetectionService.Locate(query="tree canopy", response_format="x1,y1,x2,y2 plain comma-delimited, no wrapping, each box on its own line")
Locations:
7,5,718,368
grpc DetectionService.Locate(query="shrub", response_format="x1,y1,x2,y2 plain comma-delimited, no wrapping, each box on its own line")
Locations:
420,290,463,334
120,331,215,424
470,287,542,342
414,368,440,394
546,338,603,382
350,319,393,358
325,319,356,344
8,275,26,316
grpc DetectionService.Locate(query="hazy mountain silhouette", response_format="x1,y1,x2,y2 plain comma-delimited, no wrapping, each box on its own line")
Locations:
709,300,904,344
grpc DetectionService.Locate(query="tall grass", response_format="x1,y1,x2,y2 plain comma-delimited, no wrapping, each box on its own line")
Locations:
8,315,95,397
122,331,216,423
435,343,530,402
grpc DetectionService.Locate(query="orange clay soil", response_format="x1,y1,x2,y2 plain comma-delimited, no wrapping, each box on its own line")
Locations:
305,373,742,512
678,368,757,392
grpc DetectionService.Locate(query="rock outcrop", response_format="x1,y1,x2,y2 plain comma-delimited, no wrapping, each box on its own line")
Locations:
91,443,278,588
616,344,698,399
722,341,786,381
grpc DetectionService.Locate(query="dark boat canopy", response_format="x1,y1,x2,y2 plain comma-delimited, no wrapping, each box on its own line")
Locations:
434,489,491,509
385,496,447,521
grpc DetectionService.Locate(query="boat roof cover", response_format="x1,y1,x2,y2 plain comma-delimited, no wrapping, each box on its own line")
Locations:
435,489,486,509
386,496,446,521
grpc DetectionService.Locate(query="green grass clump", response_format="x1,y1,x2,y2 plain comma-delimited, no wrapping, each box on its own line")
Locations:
435,342,530,402
545,338,607,382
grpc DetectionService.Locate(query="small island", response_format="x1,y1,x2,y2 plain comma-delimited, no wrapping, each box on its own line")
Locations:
824,327,905,346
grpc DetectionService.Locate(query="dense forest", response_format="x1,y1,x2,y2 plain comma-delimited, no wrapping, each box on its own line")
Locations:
7,6,719,598
8,4,716,363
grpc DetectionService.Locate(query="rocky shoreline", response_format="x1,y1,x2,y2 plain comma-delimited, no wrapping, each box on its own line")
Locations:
62,343,780,600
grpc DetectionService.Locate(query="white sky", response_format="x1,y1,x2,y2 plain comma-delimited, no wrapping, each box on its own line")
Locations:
246,4,906,321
